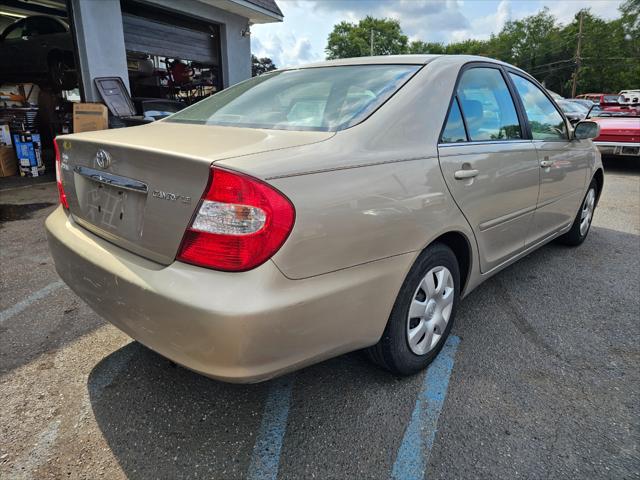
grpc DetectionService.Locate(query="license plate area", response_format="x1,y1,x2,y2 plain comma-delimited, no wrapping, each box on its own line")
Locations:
620,146,640,156
73,171,147,239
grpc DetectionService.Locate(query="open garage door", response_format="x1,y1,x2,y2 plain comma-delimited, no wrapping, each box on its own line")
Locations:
120,5,223,106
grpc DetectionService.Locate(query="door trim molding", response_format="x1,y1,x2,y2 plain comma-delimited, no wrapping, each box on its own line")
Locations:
478,204,537,231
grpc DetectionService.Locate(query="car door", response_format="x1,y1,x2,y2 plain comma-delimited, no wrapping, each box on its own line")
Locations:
508,72,589,244
438,65,540,273
23,17,67,75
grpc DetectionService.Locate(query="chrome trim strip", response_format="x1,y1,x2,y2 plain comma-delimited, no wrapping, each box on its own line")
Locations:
593,141,640,148
73,165,148,194
438,140,532,147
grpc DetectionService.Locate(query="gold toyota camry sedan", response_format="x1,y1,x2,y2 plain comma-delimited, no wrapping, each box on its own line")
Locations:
46,55,603,382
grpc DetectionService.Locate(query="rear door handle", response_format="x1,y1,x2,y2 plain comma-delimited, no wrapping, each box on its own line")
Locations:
454,169,479,179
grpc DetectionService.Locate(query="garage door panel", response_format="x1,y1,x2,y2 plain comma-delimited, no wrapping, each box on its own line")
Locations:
123,14,218,65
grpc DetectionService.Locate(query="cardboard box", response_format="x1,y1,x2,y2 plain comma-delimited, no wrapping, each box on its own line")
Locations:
73,103,108,133
0,145,18,177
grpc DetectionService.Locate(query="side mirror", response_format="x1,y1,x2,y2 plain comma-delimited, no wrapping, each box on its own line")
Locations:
573,121,600,140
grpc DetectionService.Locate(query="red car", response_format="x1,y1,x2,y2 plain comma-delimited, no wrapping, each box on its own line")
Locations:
587,106,640,157
577,93,620,105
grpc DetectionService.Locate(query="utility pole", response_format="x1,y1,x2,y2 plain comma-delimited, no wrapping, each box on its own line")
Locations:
571,11,584,98
370,29,374,56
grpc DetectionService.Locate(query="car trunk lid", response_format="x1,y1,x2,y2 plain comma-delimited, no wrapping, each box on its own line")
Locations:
57,122,333,265
592,117,640,142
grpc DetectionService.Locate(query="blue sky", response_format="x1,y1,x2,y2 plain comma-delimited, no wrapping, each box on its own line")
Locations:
251,0,625,67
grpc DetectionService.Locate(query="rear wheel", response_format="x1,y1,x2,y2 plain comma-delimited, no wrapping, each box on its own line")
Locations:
367,243,460,376
558,180,598,246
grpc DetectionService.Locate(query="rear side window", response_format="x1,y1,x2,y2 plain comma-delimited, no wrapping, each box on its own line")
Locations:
2,20,25,40
26,17,66,36
509,73,568,141
441,98,467,143
167,65,420,132
456,68,522,141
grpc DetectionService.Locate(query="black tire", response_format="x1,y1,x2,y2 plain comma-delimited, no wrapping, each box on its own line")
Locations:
557,179,598,246
367,243,460,376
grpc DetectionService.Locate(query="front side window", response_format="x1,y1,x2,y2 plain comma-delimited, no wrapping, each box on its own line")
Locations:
456,67,522,141
166,65,420,132
509,73,568,141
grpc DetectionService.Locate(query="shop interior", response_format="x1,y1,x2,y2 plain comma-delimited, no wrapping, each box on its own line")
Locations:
0,0,223,183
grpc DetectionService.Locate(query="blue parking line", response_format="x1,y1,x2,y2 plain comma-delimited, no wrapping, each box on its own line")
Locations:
247,374,295,480
391,335,461,480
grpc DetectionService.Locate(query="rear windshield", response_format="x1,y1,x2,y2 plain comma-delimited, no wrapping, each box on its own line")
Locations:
165,65,420,132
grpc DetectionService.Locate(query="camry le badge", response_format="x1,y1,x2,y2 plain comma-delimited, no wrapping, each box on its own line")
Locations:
152,190,192,204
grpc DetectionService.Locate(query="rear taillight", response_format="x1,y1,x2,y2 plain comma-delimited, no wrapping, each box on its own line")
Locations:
53,139,69,209
177,167,295,272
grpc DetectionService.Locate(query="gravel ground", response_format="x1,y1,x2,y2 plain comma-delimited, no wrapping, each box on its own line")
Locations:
1,157,638,479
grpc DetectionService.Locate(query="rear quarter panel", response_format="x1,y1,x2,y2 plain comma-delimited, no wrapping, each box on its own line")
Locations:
268,157,472,279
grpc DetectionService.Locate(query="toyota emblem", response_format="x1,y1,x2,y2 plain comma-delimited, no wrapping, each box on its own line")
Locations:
95,149,111,169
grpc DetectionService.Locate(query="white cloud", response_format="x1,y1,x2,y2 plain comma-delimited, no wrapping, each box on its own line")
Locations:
251,0,626,67
253,33,315,68
544,0,624,25
451,0,512,42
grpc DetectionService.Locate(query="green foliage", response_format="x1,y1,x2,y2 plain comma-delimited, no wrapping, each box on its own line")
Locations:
408,41,445,54
325,5,639,95
251,55,276,77
325,16,408,59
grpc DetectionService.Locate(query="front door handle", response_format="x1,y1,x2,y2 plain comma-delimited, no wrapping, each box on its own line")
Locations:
540,157,553,168
454,169,479,179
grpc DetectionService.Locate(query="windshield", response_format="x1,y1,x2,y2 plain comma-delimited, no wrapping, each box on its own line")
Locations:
166,65,420,132
559,101,587,113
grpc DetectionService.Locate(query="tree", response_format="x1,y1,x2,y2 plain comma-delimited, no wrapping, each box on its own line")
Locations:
251,55,276,77
408,40,446,54
620,0,640,38
324,5,638,95
325,16,408,59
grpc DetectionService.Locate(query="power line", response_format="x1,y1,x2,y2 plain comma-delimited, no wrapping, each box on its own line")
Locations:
529,58,576,70
531,64,577,75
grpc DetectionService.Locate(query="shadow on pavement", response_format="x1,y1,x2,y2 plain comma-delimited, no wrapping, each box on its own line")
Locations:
88,342,418,480
602,155,640,175
87,226,638,480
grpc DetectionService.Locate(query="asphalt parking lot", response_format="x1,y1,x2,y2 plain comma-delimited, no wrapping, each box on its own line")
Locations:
1,157,638,480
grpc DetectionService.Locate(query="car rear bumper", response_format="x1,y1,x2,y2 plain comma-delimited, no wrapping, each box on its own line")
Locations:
593,141,640,157
45,206,411,383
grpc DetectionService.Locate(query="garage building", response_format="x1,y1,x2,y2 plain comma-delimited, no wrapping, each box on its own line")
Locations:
0,0,282,180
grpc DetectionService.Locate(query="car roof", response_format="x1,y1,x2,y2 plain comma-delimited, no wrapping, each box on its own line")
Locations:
285,54,511,70
1,14,68,31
